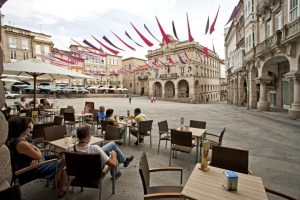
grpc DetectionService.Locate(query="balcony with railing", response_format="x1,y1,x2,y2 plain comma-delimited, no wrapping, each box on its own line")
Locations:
159,73,178,80
256,30,282,56
138,75,149,80
282,17,300,42
257,0,271,16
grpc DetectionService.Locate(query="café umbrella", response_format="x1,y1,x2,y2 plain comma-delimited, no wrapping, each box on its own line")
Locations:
4,59,92,108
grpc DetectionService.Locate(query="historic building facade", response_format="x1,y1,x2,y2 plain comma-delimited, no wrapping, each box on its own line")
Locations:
147,36,222,102
225,0,247,106
226,0,300,119
1,24,54,63
122,57,149,95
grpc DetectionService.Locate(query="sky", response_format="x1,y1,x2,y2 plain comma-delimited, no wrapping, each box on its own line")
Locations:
2,0,238,62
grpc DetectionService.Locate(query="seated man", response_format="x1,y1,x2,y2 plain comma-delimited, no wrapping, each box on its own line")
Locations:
67,125,134,180
129,108,148,145
19,97,29,111
97,106,106,121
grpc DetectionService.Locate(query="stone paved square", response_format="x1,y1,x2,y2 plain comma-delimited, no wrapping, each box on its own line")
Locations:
7,97,299,200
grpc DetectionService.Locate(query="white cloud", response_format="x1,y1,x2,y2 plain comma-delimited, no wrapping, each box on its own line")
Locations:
2,0,238,59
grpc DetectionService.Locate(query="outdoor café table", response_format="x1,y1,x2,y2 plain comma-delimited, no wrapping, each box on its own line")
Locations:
49,136,103,153
118,120,132,146
75,112,93,124
181,164,268,200
44,108,59,119
177,127,206,163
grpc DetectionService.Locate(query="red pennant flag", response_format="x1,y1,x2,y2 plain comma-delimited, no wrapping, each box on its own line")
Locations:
186,13,194,42
111,31,136,51
203,47,209,57
167,57,176,64
155,16,171,45
92,35,119,55
130,23,153,47
210,6,220,34
72,39,107,57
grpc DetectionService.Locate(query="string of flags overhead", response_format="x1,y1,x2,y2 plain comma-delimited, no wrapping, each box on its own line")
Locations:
46,5,238,76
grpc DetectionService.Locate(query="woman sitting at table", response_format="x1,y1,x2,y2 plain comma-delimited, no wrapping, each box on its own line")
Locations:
105,108,125,138
29,98,39,108
6,116,68,198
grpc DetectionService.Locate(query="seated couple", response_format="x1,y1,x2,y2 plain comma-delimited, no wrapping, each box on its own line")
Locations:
67,125,134,180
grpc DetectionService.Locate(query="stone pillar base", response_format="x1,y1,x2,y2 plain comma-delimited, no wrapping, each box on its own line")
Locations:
288,103,300,119
249,100,257,109
257,100,269,111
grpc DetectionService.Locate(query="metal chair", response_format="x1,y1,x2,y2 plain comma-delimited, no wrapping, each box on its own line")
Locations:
63,112,79,131
157,120,171,154
169,129,195,171
130,120,153,149
189,120,206,129
0,184,21,200
100,120,114,135
86,109,101,134
204,127,226,148
64,151,115,200
210,146,249,174
139,152,183,199
101,125,123,145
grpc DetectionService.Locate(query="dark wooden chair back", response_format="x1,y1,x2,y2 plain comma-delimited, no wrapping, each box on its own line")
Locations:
170,129,193,148
0,184,21,200
139,152,150,194
44,125,67,141
138,120,153,135
105,125,121,140
211,146,249,174
158,120,168,135
190,120,206,129
64,152,102,181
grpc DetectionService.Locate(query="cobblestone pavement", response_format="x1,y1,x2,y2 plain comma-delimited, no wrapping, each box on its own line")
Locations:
7,97,300,200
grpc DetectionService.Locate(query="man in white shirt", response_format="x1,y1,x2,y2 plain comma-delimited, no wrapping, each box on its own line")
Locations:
67,125,134,180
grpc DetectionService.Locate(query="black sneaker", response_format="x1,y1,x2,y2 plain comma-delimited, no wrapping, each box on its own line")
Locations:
111,171,121,181
123,156,134,167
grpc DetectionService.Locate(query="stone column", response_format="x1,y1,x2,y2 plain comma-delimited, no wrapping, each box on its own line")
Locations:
249,72,257,109
288,76,300,119
161,82,165,98
233,79,237,105
256,76,272,111
174,86,178,99
0,0,11,191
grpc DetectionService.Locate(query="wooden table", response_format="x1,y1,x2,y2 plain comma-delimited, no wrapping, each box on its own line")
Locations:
177,127,206,162
49,136,103,152
181,164,268,200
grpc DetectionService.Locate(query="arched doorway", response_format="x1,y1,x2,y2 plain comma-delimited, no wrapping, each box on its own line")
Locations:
178,80,189,98
239,75,247,106
165,81,175,98
153,82,162,97
259,56,290,110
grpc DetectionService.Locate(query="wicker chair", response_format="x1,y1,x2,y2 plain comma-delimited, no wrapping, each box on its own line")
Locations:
101,125,123,145
210,146,249,174
204,127,226,148
139,152,183,199
129,120,153,149
189,120,206,129
64,152,115,200
210,146,297,200
157,120,171,154
100,120,114,135
0,184,21,200
63,112,79,131
86,110,101,134
169,129,195,171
